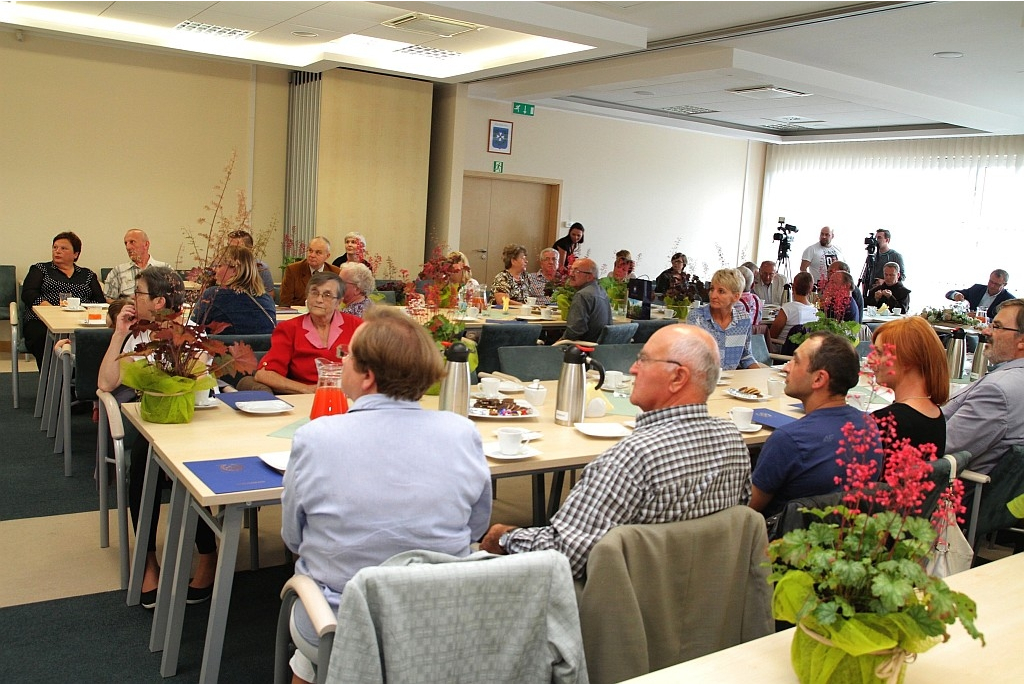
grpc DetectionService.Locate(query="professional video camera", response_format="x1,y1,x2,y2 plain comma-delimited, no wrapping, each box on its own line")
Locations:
773,217,798,262
863,232,878,254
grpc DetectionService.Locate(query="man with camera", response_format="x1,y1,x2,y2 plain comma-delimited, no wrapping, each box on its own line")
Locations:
866,229,906,288
799,226,843,286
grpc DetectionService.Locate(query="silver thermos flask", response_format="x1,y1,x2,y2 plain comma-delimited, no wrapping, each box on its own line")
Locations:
971,334,991,380
438,342,471,416
555,345,605,426
945,328,966,380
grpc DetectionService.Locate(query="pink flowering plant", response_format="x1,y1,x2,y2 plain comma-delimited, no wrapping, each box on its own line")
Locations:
767,415,983,681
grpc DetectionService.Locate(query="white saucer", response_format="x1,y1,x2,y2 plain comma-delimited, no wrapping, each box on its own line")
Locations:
63,306,85,312
737,423,763,433
194,400,219,409
79,319,107,326
483,441,541,460
492,429,542,442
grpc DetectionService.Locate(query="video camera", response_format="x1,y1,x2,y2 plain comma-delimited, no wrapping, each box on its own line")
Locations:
863,232,878,254
773,217,798,261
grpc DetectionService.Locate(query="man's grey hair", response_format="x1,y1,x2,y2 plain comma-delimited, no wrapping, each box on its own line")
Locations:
339,262,375,295
539,247,558,258
884,261,901,273
344,231,366,248
311,235,332,252
993,269,1009,283
667,326,720,398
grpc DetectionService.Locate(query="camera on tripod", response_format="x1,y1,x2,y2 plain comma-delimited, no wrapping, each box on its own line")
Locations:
863,233,878,254
773,217,798,261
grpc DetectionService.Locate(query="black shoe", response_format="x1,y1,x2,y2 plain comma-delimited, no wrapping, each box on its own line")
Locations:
140,589,157,610
186,584,213,605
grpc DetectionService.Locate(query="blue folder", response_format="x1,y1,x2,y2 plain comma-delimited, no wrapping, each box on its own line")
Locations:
752,408,798,429
216,390,283,410
185,456,283,494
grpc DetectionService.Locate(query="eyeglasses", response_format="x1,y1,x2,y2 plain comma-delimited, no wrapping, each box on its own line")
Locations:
134,290,151,297
990,321,1022,333
570,269,594,276
308,290,340,301
635,352,682,367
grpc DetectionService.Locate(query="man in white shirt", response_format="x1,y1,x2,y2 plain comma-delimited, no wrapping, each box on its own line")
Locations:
752,260,789,305
799,226,843,287
103,228,168,301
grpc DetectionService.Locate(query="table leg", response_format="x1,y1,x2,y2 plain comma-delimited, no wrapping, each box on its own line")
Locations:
199,505,244,684
128,445,162,606
34,330,55,418
40,331,58,429
531,474,546,526
546,470,566,522
159,484,197,675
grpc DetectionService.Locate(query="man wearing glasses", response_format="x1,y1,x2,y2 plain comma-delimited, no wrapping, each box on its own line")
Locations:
559,258,612,342
944,298,1024,475
481,324,751,578
753,260,788,306
945,269,1014,321
279,235,341,306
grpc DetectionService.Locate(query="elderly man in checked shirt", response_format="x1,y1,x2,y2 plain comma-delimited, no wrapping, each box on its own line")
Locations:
481,324,752,578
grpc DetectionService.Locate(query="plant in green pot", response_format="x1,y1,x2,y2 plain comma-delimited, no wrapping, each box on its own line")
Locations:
119,312,258,423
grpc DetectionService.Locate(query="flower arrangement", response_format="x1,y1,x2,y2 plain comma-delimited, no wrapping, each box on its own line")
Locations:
767,367,983,682
421,313,478,394
118,308,258,423
415,244,462,308
281,224,307,272
920,306,980,327
366,253,410,305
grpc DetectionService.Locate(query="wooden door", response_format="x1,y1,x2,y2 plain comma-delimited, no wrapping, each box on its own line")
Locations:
460,175,559,286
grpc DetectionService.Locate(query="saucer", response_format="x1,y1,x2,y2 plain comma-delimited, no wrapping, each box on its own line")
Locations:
79,319,107,326
483,442,541,460
737,423,763,433
62,306,85,312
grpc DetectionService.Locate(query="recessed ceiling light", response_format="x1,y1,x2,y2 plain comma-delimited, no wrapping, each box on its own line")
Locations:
292,31,319,38
933,51,964,59
174,20,254,40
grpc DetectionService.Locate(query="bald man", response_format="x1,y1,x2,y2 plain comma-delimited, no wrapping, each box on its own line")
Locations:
103,228,168,301
482,324,752,577
560,257,612,342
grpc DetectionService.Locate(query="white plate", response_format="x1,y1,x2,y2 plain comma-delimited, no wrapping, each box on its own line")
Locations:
483,442,541,460
726,388,768,402
573,422,633,438
471,391,507,400
469,400,537,419
79,319,107,326
514,315,545,322
194,399,219,409
62,306,85,312
737,423,764,433
258,451,290,471
600,383,632,392
236,399,294,415
492,429,542,442
622,419,636,429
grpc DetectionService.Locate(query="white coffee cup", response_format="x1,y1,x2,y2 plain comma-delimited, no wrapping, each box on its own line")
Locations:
466,306,480,318
524,384,547,406
480,377,501,398
892,308,903,315
66,297,81,309
496,427,529,455
767,378,785,398
520,305,533,315
730,406,754,429
605,370,624,389
194,389,211,407
540,308,554,320
525,296,537,306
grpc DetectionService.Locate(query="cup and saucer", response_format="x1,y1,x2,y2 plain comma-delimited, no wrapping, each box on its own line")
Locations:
728,407,762,433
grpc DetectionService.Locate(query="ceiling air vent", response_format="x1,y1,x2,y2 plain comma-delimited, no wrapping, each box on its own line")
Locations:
662,105,717,115
173,20,255,40
395,45,461,60
382,13,483,38
730,86,810,100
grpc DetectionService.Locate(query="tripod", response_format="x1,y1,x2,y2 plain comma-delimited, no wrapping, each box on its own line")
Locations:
858,251,876,299
777,241,794,302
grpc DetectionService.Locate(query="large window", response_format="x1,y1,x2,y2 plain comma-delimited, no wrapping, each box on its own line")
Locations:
759,136,1024,309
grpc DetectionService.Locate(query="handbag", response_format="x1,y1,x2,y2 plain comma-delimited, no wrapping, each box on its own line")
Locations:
925,455,974,577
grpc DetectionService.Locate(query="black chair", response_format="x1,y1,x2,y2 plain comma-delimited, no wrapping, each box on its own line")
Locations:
476,324,542,375
596,322,638,345
497,345,564,381
591,343,643,374
100,266,113,283
0,264,15,322
631,318,676,344
961,445,1024,553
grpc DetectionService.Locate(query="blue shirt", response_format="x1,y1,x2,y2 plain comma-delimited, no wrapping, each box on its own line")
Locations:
752,405,879,517
190,286,276,334
686,303,756,370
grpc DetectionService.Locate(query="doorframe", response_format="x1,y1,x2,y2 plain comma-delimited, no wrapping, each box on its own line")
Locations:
463,171,563,247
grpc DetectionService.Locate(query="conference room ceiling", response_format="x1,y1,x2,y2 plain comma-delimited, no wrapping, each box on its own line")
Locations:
3,1,1023,142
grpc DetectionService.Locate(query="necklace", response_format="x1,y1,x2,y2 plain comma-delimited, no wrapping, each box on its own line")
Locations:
896,395,931,402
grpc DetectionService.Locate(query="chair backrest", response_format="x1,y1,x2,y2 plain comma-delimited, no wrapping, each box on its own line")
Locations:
779,324,807,356
596,322,638,345
577,506,773,683
0,265,16,321
497,344,564,381
73,328,116,402
210,333,273,386
100,267,113,283
476,324,542,374
325,550,587,683
750,333,772,366
631,318,676,344
591,343,643,373
373,289,396,305
919,451,971,520
966,445,1024,541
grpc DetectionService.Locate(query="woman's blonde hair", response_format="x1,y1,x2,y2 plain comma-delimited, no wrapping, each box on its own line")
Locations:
217,245,264,296
711,268,744,295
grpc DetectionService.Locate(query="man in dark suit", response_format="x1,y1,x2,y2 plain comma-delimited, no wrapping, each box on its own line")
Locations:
279,235,341,306
867,262,911,312
946,269,1013,320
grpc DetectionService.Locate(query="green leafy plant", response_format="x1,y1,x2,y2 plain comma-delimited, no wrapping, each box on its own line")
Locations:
789,309,862,345
920,306,981,327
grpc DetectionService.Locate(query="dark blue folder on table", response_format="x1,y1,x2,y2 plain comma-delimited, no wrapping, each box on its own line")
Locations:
184,456,283,494
216,391,284,410
752,408,799,430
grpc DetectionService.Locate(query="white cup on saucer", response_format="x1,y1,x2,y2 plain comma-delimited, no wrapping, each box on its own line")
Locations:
540,308,554,320
525,296,537,306
480,377,501,398
892,308,903,315
604,370,624,390
66,297,81,309
496,427,529,455
466,306,480,318
730,407,754,430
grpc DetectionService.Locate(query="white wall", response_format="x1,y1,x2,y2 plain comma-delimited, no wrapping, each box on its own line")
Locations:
457,99,767,282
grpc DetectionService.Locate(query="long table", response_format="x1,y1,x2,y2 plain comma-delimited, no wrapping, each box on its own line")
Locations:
625,551,1024,683
122,368,798,682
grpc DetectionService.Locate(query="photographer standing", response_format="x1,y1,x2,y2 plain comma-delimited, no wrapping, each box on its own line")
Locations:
866,229,906,288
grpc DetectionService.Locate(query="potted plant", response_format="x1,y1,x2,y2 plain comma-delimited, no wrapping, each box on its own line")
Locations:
767,417,984,683
119,312,258,423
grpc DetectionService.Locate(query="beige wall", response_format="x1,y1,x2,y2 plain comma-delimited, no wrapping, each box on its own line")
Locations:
434,97,767,282
316,70,432,275
0,31,289,284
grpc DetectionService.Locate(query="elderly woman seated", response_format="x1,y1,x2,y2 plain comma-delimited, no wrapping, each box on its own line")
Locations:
339,262,375,318
241,272,363,394
686,267,760,370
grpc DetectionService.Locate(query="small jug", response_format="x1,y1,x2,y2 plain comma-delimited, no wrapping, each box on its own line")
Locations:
438,342,471,416
311,358,348,419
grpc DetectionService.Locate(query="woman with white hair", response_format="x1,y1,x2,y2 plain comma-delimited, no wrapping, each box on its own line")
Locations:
339,262,375,318
737,265,763,326
332,231,372,269
686,268,759,370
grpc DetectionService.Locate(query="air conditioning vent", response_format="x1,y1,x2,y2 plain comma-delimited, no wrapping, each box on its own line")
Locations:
395,45,461,60
383,13,482,38
173,20,255,40
730,86,810,100
662,105,717,115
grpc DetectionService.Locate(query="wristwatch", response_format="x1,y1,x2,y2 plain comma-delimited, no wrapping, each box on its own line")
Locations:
498,529,515,553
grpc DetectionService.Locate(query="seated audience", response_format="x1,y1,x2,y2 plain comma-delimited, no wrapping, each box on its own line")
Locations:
867,262,911,311
821,269,860,323
227,229,275,300
190,245,276,334
97,267,216,608
247,272,362,394
104,228,168,302
339,262,375,318
481,324,751,577
945,269,1013,320
753,260,788,305
654,252,687,295
750,332,879,517
490,243,531,306
826,261,864,322
283,306,491,682
769,272,818,350
686,268,758,370
598,249,634,296
870,316,948,456
559,258,611,342
528,247,559,304
943,298,1024,475
330,231,372,269
737,265,762,326
279,236,340,307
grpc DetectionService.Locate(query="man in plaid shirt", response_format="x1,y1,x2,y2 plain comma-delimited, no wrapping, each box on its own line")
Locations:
481,324,752,578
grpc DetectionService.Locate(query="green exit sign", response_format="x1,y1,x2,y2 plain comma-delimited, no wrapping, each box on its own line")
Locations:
512,102,535,116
